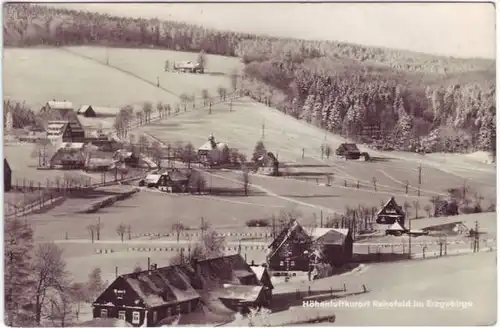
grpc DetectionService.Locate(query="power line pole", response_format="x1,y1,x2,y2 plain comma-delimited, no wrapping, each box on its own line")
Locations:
417,164,422,197
261,121,265,140
474,221,479,252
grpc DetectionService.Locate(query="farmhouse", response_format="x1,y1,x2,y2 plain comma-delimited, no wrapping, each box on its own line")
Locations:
376,197,406,226
335,143,361,159
266,220,312,272
310,228,353,267
92,265,201,327
45,119,86,145
4,158,12,192
257,152,280,176
78,105,121,118
194,254,272,310
142,168,189,192
40,100,74,114
49,143,86,169
92,254,269,327
114,150,140,167
198,134,229,166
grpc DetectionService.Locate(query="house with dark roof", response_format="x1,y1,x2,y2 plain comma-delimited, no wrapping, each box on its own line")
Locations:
141,168,190,192
310,228,353,267
49,145,86,169
4,158,12,192
92,254,271,327
335,143,361,159
40,100,74,114
92,264,202,327
376,197,406,226
266,220,312,272
78,105,121,118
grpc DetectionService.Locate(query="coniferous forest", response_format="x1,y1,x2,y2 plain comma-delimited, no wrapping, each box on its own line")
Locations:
4,3,496,156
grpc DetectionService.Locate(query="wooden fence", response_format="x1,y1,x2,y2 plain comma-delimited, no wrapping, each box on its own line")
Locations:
6,171,146,219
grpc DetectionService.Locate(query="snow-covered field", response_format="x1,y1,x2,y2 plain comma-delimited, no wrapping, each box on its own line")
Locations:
230,251,496,326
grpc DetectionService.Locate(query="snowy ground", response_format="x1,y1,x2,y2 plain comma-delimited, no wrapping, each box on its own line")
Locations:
229,251,496,326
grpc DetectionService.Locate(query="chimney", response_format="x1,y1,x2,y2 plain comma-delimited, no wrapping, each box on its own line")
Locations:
251,260,255,266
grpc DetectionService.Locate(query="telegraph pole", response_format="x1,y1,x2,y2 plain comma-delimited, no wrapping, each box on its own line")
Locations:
417,164,422,197
261,121,265,140
474,221,479,252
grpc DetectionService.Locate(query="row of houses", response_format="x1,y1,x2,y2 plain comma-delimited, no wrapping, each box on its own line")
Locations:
92,254,273,327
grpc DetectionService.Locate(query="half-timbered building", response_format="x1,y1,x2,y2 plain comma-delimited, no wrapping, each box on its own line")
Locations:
376,197,406,226
266,220,312,272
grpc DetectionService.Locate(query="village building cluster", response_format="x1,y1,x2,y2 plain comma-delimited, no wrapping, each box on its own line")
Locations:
92,254,273,327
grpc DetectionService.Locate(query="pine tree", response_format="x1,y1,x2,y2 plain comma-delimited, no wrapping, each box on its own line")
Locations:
311,95,323,127
321,93,334,128
252,140,267,162
300,94,315,123
4,218,36,326
328,97,343,133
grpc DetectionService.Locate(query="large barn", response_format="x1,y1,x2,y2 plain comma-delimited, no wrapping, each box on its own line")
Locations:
92,254,271,327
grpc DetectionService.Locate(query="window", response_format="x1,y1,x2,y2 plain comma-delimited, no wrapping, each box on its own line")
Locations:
176,303,182,314
280,261,284,266
291,261,296,267
118,310,126,321
132,311,140,324
166,307,171,317
153,311,158,323
100,309,108,318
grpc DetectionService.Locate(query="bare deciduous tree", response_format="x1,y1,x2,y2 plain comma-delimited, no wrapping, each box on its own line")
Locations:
172,222,186,244
116,223,126,242
242,166,250,196
33,242,68,325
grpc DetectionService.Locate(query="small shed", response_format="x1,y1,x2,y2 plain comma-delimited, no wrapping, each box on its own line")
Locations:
335,143,361,159
4,158,12,192
376,197,406,226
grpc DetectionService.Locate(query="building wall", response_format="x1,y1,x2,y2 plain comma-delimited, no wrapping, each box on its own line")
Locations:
4,165,12,192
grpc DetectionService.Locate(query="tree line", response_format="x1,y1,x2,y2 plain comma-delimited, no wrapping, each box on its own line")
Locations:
5,216,107,327
4,3,494,74
241,55,496,155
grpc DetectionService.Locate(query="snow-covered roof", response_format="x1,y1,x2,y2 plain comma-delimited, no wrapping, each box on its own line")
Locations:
387,221,405,231
78,105,121,116
47,100,73,110
145,174,161,184
216,284,263,302
198,141,228,151
250,266,265,280
59,142,85,150
310,228,350,245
